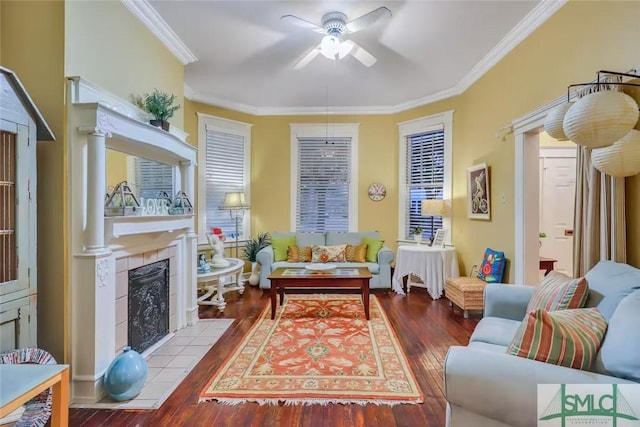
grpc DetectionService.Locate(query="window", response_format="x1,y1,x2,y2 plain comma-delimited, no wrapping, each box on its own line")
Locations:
290,124,359,232
197,114,251,242
132,158,175,200
398,111,453,241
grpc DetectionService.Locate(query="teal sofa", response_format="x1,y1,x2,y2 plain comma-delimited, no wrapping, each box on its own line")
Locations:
444,260,640,427
256,231,394,290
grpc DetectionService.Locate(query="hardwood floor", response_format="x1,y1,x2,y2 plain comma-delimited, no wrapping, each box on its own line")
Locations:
69,286,479,426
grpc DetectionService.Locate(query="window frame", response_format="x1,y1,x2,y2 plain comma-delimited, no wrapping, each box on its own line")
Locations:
197,113,252,244
289,123,359,232
397,111,453,243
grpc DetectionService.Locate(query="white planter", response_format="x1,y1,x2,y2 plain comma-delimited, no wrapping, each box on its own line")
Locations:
248,261,260,286
414,234,422,244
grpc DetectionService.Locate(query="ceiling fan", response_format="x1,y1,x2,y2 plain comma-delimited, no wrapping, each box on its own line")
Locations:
281,6,392,70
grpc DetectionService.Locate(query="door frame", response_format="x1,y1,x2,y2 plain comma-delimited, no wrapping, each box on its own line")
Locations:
513,96,567,285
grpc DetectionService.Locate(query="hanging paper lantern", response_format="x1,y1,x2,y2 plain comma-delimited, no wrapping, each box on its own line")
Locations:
563,90,639,148
591,129,640,177
543,102,573,141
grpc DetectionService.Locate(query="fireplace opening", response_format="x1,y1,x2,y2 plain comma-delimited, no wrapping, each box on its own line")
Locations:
128,259,170,353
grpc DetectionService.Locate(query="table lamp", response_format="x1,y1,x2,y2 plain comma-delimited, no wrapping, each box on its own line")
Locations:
421,199,447,245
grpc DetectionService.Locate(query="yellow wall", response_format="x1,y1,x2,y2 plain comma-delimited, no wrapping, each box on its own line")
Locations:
185,0,640,281
1,0,185,362
65,0,184,128
539,131,577,148
1,0,67,360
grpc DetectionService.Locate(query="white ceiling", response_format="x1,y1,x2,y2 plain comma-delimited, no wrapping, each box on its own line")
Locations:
138,0,563,115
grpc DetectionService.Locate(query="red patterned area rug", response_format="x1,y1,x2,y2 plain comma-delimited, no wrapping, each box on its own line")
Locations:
199,294,423,406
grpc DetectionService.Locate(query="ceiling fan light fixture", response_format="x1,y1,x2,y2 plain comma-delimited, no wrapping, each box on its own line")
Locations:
320,35,340,59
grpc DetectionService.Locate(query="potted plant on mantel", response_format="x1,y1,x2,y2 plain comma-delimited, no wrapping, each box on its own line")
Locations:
133,89,181,131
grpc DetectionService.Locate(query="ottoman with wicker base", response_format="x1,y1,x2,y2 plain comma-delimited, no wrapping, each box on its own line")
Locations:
444,277,488,318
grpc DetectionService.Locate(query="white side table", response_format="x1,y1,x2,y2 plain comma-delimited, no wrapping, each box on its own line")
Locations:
197,258,244,311
392,245,459,299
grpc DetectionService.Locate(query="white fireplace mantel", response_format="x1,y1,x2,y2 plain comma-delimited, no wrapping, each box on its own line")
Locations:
66,77,199,404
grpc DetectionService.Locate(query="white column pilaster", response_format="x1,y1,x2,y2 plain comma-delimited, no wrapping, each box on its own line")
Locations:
84,128,111,254
180,160,198,325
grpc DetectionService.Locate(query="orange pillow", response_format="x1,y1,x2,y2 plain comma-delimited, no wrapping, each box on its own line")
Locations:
287,246,312,262
345,244,368,263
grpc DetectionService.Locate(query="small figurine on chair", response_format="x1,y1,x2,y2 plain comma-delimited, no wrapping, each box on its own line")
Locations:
207,227,230,268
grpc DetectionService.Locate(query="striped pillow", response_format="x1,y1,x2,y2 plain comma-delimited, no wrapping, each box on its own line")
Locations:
507,308,607,370
287,246,312,262
345,244,368,263
526,271,589,312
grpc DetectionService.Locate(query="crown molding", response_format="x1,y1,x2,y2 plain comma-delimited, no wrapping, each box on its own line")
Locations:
455,0,568,94
184,0,566,116
121,0,198,65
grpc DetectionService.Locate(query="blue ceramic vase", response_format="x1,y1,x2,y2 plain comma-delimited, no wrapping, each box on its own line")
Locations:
103,346,148,401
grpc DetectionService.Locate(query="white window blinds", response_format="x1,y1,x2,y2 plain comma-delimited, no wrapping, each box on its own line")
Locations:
296,137,351,232
133,158,175,200
206,129,245,238
405,129,444,239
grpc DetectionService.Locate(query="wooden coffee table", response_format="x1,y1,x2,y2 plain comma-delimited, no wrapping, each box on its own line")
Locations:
267,267,372,320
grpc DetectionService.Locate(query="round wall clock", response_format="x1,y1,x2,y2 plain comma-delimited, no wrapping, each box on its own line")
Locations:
368,183,386,201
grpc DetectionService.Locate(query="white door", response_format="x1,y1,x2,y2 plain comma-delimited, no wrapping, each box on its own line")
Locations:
539,148,576,276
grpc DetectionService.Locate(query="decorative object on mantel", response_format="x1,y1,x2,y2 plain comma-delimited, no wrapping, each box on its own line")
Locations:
103,346,148,402
207,228,230,268
170,191,193,215
132,89,181,131
243,232,271,286
105,181,141,216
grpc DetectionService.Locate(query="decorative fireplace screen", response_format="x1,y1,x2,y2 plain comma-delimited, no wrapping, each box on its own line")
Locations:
128,259,170,353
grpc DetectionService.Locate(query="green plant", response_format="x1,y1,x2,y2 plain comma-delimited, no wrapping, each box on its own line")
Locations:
133,89,181,121
243,232,271,262
539,232,547,238
412,226,423,235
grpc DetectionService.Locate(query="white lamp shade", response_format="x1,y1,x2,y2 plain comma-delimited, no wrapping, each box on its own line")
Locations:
421,199,447,216
220,192,249,210
591,129,640,178
543,102,573,141
563,90,639,149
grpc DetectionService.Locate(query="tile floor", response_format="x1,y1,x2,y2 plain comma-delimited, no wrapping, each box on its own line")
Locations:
70,319,234,410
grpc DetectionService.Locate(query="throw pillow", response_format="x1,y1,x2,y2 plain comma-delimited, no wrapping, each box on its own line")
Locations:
526,271,589,312
311,244,347,263
287,246,312,262
345,244,368,263
361,237,384,263
476,248,506,283
507,308,607,370
593,289,640,382
271,236,297,262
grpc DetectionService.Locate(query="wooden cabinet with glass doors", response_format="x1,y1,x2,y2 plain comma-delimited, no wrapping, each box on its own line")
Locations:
0,67,54,352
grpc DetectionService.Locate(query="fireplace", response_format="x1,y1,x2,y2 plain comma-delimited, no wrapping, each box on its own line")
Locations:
67,77,199,404
128,259,170,353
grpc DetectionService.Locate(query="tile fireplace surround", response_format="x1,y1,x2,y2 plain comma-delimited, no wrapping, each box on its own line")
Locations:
66,77,198,404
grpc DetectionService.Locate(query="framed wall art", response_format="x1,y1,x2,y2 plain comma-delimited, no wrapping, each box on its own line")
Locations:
467,163,490,220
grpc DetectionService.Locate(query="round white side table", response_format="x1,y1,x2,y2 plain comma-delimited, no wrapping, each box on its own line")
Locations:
197,258,244,311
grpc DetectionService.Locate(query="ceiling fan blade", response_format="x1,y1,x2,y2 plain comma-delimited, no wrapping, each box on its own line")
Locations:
345,6,392,33
293,48,321,70
347,41,377,67
281,14,325,33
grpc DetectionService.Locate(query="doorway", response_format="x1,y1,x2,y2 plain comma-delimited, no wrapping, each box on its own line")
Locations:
539,142,576,277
